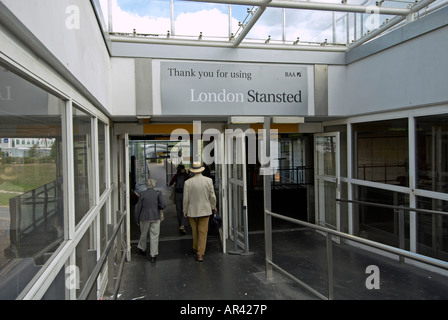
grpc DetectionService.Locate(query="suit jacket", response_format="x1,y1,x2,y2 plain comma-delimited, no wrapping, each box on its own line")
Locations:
135,188,166,222
183,173,216,218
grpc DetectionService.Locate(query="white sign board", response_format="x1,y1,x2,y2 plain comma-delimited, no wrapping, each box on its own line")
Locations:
159,61,309,116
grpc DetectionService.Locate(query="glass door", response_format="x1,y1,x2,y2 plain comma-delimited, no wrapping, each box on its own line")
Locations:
225,130,250,253
314,132,341,230
215,133,227,253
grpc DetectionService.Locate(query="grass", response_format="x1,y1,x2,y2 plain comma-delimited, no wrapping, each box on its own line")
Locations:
0,162,56,205
0,193,14,207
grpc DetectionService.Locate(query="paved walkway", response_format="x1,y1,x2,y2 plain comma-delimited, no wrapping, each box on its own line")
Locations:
122,169,448,300
117,227,448,300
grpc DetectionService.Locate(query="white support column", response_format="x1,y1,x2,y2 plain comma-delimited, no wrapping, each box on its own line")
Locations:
92,118,101,299
62,100,76,299
62,100,75,241
105,123,112,225
92,118,100,208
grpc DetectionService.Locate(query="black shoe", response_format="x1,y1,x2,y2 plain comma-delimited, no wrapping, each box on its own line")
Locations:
150,256,156,263
179,226,186,235
138,249,146,256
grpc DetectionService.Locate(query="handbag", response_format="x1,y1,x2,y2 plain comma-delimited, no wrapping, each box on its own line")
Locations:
212,209,222,230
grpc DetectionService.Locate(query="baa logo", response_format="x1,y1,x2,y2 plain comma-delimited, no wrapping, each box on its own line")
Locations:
285,72,302,77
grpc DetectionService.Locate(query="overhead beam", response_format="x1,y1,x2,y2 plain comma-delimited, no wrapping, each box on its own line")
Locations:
177,0,411,15
233,1,272,47
109,34,348,51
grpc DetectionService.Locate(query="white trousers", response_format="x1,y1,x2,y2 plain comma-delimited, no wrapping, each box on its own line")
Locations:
137,220,160,257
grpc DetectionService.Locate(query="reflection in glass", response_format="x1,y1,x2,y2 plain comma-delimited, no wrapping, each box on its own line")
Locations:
98,121,107,196
76,224,96,299
416,114,448,194
100,205,108,256
355,185,409,249
353,119,408,186
73,107,93,225
317,180,337,228
315,136,336,176
417,196,448,261
0,67,64,299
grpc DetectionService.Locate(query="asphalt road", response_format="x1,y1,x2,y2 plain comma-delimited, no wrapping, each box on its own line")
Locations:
0,206,9,220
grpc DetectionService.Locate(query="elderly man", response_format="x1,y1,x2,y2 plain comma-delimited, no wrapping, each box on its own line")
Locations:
135,178,166,263
183,161,217,262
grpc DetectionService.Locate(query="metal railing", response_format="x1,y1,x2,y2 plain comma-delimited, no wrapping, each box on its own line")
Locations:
78,211,126,300
264,204,448,300
248,166,314,189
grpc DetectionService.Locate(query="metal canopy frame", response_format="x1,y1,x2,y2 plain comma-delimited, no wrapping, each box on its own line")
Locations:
105,0,444,51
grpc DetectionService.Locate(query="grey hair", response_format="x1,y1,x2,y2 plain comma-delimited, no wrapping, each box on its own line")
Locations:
146,179,156,189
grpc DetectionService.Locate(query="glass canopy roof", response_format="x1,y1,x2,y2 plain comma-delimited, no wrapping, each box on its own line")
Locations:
97,0,447,50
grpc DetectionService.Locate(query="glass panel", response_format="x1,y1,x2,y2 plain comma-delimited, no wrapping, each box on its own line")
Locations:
416,196,448,262
98,121,107,196
247,7,283,41
317,180,337,228
286,10,337,44
42,265,66,300
0,67,64,299
315,136,336,176
353,119,408,187
354,185,409,249
174,0,230,40
112,0,171,34
76,223,96,299
416,114,448,194
100,205,108,256
73,107,93,226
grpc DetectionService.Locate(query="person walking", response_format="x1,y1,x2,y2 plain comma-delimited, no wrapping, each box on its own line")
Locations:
135,178,166,263
183,161,217,262
169,164,190,235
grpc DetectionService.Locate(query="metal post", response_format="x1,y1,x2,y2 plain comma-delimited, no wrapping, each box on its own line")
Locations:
398,208,405,263
263,117,273,280
326,233,334,300
242,205,251,254
170,0,175,36
232,208,238,252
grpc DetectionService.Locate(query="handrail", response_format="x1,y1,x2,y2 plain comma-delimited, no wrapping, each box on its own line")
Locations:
265,209,448,300
78,212,126,300
336,198,448,216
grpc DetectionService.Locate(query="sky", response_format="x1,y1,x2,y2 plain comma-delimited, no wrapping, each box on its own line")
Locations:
99,0,395,44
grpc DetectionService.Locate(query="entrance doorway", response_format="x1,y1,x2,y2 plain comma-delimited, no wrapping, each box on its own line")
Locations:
128,138,195,241
119,127,317,255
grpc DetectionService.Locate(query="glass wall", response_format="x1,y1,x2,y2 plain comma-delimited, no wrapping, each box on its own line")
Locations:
0,65,114,299
417,196,448,261
416,114,448,194
322,113,448,263
353,119,408,187
354,185,409,249
98,121,107,196
415,113,448,261
73,107,94,226
0,67,64,299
